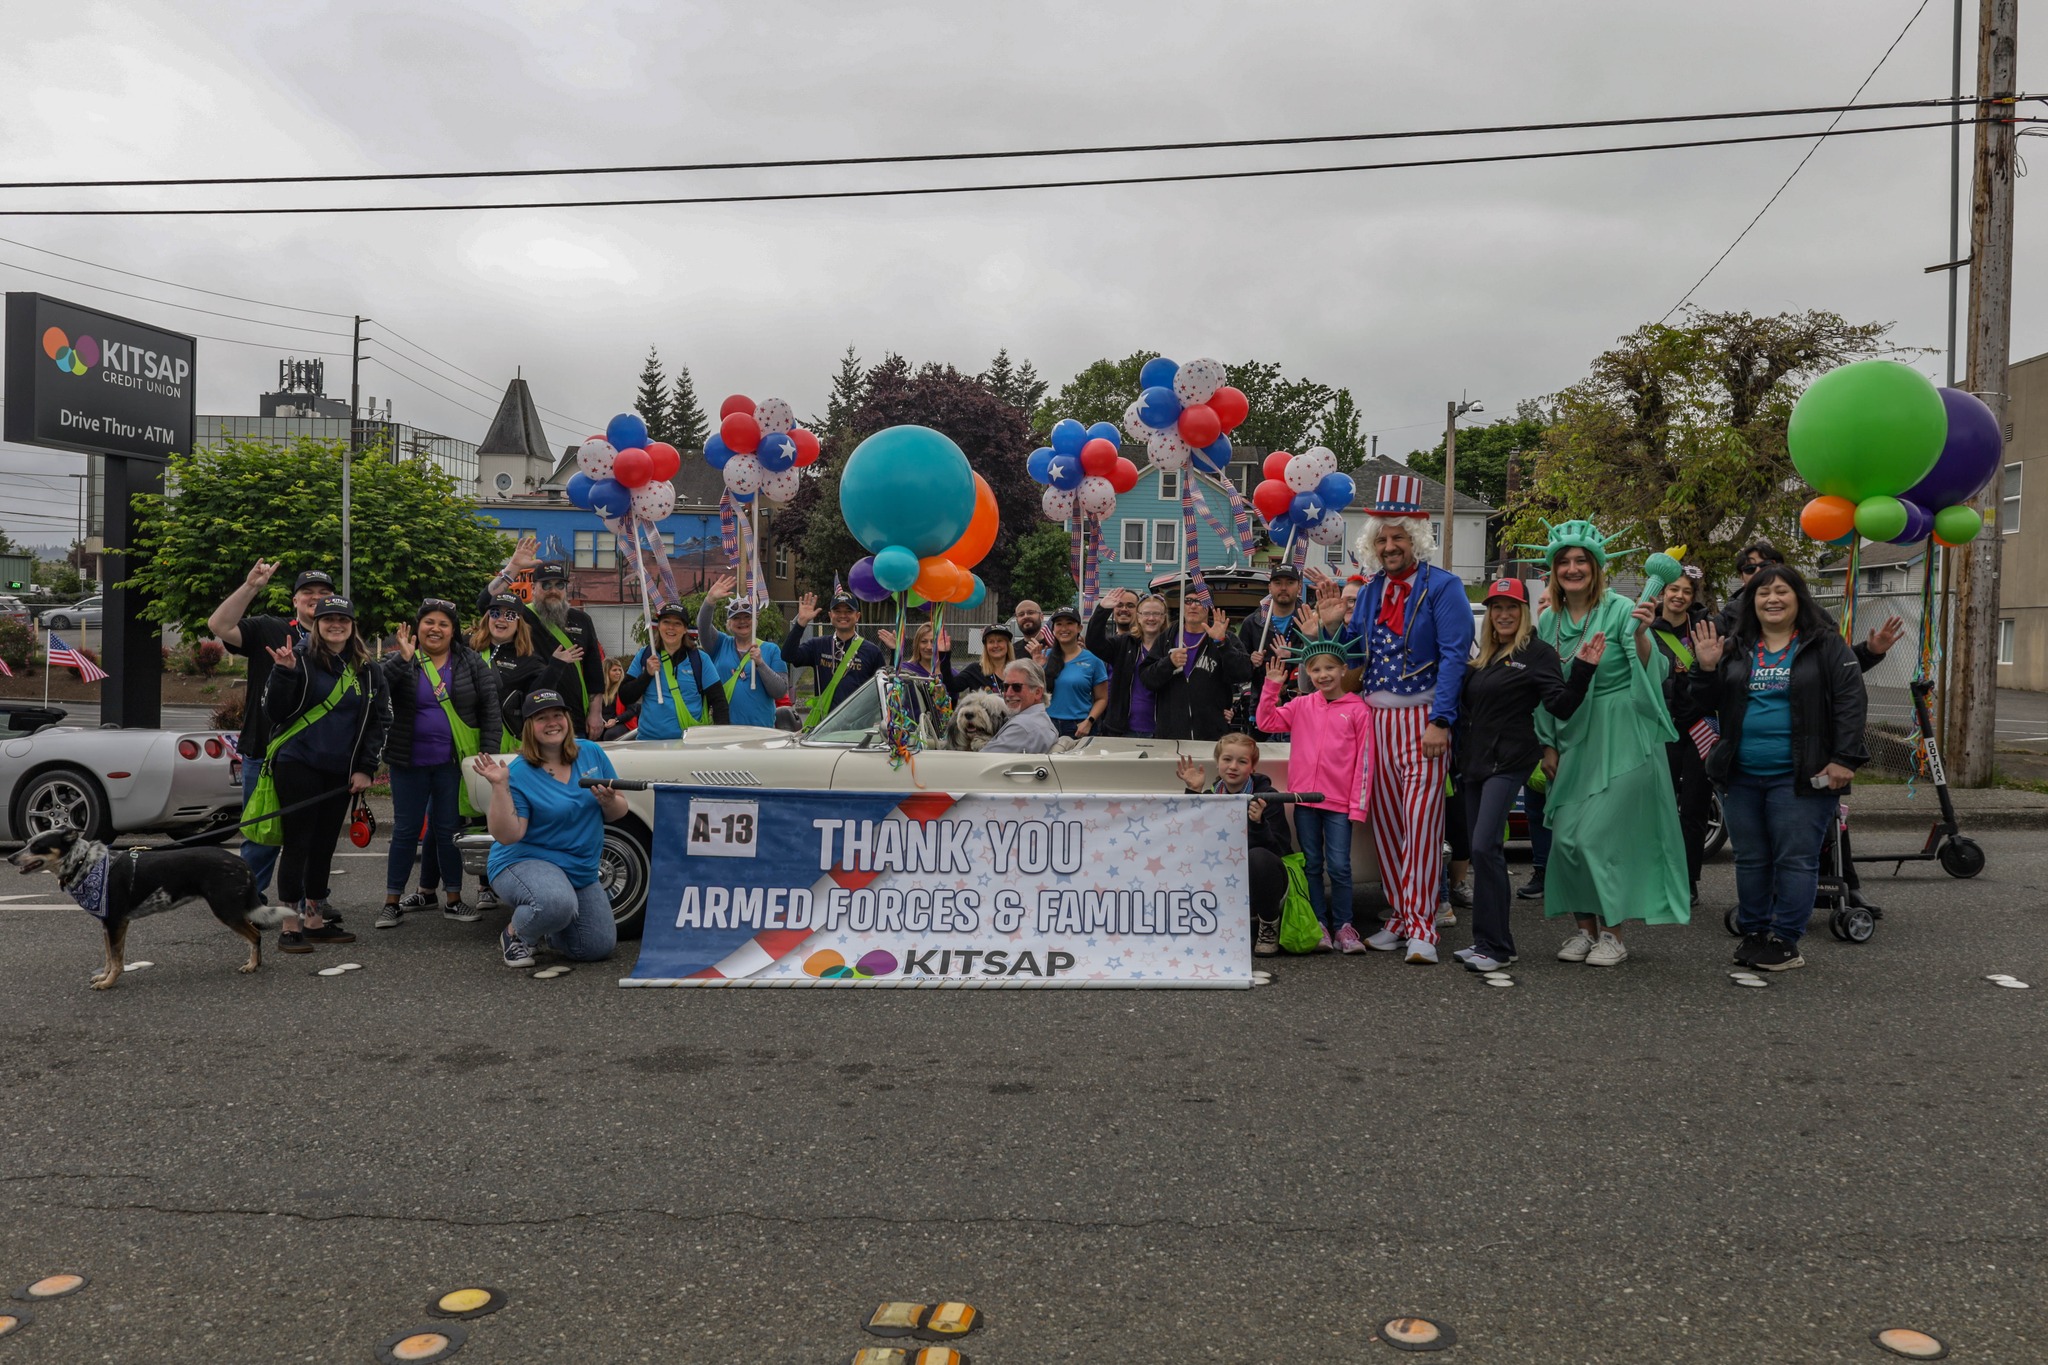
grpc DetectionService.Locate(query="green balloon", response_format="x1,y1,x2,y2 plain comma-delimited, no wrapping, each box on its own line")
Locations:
1853,495,1907,542
1787,360,1947,501
1933,503,1983,545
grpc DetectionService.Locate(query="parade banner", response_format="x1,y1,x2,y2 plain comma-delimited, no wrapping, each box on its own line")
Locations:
625,788,1250,988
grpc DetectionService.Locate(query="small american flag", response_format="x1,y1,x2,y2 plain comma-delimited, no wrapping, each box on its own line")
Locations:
47,634,107,683
1689,717,1719,760
0,654,10,677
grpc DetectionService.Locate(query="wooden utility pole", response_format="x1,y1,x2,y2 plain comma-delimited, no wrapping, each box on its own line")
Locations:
1949,0,2018,785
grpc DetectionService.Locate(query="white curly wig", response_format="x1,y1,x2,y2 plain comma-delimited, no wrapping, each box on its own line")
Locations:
1352,515,1437,574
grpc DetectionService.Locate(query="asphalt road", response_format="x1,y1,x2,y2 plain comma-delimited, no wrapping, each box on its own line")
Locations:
2,834,2044,1363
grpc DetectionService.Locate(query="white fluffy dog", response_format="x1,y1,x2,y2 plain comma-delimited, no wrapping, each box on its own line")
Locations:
946,691,1011,751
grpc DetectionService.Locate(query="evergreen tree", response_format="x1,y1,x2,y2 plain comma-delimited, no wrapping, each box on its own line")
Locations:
823,345,866,442
633,346,672,443
669,364,708,455
979,348,1049,412
1318,388,1369,469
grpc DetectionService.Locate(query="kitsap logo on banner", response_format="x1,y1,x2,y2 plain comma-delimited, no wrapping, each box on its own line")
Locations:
5,293,197,461
626,788,1250,989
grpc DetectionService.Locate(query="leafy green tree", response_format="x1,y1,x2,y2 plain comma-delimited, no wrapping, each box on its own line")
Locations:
1407,413,1544,510
1504,309,1894,583
1007,522,1074,610
1317,388,1369,468
980,348,1047,412
124,435,510,639
32,557,86,596
1034,353,1153,434
633,346,672,443
1225,362,1334,455
670,364,708,455
822,345,866,443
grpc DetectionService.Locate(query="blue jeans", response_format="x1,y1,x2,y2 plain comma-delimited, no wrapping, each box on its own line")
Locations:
491,858,617,961
386,762,464,897
1294,807,1355,932
1721,771,1839,943
238,755,279,896
1523,781,1551,869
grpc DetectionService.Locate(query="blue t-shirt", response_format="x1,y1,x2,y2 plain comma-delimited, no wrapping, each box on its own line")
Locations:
1737,639,1800,779
487,743,619,887
629,648,725,739
1048,648,1110,721
705,633,786,728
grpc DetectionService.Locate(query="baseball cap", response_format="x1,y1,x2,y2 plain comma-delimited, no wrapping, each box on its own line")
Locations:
486,593,523,614
311,595,355,619
521,688,571,720
1484,577,1529,605
654,601,690,622
536,562,571,583
1268,563,1302,582
293,569,335,593
981,622,1014,638
1048,605,1082,624
828,592,859,611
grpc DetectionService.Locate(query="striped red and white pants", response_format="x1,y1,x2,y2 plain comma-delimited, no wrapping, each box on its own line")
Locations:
1368,703,1448,946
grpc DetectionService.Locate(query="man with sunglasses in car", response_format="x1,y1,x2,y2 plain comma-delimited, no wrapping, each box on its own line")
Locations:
980,659,1059,754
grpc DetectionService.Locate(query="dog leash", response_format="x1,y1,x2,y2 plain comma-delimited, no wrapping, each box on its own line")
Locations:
151,783,359,849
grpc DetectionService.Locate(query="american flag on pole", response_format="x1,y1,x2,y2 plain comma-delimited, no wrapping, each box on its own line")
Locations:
47,634,107,682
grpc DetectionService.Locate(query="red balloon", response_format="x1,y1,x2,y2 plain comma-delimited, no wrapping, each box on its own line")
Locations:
1177,404,1221,449
643,441,681,481
1209,385,1249,433
720,411,761,455
611,447,653,489
719,394,754,419
1263,451,1293,481
1253,478,1294,521
1079,437,1119,477
790,427,821,466
1108,457,1139,494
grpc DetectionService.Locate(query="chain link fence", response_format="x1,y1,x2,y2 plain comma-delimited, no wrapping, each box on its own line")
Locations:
1813,587,1939,782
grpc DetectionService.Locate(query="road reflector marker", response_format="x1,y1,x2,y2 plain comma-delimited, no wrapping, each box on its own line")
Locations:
1733,977,1769,989
1379,1315,1456,1350
848,1350,910,1365
533,966,572,979
866,1302,982,1340
1872,1327,1949,1359
0,1311,30,1337
12,1274,86,1302
1985,974,2016,982
375,1324,467,1363
913,1349,969,1365
1486,978,1515,988
122,961,152,971
865,1303,927,1337
923,1303,978,1337
317,966,352,977
1994,980,2030,989
426,1287,504,1320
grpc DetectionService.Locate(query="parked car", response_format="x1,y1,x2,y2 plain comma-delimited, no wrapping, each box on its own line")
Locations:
0,703,243,843
0,596,29,628
40,595,101,632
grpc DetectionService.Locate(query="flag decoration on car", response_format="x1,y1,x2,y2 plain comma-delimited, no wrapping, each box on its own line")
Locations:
46,634,107,683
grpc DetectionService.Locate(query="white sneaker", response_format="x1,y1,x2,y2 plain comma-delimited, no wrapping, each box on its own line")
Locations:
1464,952,1510,973
1451,945,1477,963
1586,931,1629,967
1436,904,1457,927
1365,928,1404,952
1557,931,1596,963
1404,938,1439,965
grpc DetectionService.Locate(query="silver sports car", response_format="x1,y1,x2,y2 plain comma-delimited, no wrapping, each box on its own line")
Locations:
0,702,243,842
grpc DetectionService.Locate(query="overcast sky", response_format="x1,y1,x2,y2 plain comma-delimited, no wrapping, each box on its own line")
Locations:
0,0,2039,547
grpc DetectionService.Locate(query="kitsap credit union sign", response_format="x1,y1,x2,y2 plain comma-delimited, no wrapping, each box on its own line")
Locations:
4,293,196,461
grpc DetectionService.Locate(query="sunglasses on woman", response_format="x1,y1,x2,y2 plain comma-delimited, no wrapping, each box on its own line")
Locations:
487,607,520,620
420,598,458,615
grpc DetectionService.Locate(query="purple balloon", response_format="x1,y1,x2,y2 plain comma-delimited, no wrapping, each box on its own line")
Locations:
1904,388,2002,509
848,555,890,602
1890,499,1933,545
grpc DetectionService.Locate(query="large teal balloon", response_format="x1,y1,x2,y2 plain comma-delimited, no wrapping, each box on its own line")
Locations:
872,544,920,592
840,425,976,556
1787,360,1947,502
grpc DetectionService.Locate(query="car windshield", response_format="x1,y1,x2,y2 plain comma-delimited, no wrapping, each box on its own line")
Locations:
807,676,886,744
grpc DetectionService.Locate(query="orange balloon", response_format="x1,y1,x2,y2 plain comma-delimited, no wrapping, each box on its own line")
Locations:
1799,494,1857,542
915,556,962,601
943,474,1001,569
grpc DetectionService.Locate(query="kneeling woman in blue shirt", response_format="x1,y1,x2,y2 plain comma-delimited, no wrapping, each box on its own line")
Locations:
472,688,629,968
620,602,729,738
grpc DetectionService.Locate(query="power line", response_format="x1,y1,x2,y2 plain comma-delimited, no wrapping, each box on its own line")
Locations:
1661,0,1937,320
0,95,1995,191
369,322,602,435
0,233,352,317
0,254,355,336
362,355,497,423
0,118,2002,218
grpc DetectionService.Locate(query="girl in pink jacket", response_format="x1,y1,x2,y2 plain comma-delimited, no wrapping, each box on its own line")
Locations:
1256,636,1374,952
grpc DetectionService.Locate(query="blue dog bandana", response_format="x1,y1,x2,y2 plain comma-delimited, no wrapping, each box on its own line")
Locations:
62,852,112,924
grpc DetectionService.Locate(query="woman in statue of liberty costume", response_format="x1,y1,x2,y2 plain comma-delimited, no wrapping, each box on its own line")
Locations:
1529,521,1691,966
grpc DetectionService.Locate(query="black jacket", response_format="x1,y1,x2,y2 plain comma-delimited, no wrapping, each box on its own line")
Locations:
1717,593,1885,674
1237,772,1296,859
480,641,578,741
379,644,501,767
1140,630,1258,741
1454,638,1591,787
1689,627,1870,795
475,588,606,713
1085,605,1172,735
782,626,887,708
1649,608,1712,729
263,643,390,779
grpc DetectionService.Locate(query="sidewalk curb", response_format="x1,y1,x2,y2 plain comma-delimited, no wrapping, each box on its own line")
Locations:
1851,809,2048,832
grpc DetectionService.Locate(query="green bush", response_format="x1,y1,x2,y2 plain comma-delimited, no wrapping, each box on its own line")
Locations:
0,618,31,673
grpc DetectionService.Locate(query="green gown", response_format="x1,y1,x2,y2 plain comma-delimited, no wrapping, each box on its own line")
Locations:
1534,590,1691,927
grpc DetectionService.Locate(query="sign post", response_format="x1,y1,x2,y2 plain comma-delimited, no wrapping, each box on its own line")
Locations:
5,293,197,728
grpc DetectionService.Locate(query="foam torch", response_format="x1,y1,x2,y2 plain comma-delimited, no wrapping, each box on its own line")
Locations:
1638,544,1688,605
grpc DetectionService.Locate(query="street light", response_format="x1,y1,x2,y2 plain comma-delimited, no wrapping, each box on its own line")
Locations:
1441,397,1483,577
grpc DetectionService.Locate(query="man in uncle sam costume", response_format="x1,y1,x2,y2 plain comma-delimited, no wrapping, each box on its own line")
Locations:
1315,473,1474,964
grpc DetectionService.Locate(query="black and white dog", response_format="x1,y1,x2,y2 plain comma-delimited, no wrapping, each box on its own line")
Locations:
8,825,263,990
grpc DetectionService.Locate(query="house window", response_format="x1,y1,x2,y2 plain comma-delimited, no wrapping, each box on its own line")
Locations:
1228,463,1256,497
1121,519,1149,564
773,539,792,578
1152,520,1176,564
574,530,618,569
1999,618,2014,665
2003,463,2022,533
1158,470,1180,501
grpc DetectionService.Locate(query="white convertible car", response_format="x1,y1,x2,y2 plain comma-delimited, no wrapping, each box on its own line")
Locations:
460,671,1377,938
0,702,244,842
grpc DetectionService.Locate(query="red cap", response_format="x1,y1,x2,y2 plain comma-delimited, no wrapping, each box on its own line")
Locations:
1484,577,1528,605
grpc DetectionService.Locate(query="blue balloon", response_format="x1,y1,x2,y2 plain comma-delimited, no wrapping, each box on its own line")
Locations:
756,431,795,473
1049,419,1088,457
1086,421,1122,450
606,412,649,453
872,544,920,593
1139,356,1179,391
839,424,976,556
703,434,733,470
1193,435,1232,473
1289,490,1326,525
1026,446,1057,484
963,574,988,610
589,477,632,519
730,488,755,504
1138,385,1182,430
565,472,594,509
1316,471,1356,510
1266,511,1298,545
1047,452,1085,490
